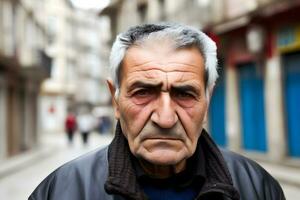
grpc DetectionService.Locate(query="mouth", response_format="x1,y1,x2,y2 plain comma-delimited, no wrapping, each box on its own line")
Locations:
143,137,182,141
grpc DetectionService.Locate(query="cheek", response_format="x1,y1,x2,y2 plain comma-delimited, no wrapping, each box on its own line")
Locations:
178,103,208,139
190,106,207,126
119,99,153,137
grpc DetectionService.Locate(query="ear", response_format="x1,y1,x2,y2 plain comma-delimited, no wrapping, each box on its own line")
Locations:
203,84,215,123
106,79,120,120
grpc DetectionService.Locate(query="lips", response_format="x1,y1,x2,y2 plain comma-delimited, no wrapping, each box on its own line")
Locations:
143,137,181,140
139,133,185,143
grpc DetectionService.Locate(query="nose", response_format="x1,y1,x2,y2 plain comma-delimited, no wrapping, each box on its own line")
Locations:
151,92,178,129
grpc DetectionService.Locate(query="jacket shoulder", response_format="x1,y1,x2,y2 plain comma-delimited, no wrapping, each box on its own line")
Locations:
29,146,112,200
220,149,285,200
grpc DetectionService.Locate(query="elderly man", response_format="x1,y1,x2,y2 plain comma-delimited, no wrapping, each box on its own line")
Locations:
29,23,285,200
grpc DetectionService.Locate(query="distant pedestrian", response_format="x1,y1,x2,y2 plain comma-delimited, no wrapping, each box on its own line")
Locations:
77,113,95,145
97,116,112,134
64,112,77,144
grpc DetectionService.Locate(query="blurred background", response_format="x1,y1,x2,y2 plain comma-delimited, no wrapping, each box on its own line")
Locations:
0,0,300,199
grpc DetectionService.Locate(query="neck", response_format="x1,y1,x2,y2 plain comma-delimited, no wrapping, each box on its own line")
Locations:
138,159,187,179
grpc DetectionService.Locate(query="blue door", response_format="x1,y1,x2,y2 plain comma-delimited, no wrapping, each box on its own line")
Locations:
239,62,267,152
209,67,226,147
283,52,300,157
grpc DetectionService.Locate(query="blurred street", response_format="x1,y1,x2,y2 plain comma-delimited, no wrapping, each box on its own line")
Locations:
0,130,299,200
1,0,300,199
282,184,300,200
0,131,113,200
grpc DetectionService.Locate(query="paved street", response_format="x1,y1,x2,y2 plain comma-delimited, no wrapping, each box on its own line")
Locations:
0,131,113,200
281,184,300,200
0,131,300,200
259,161,300,200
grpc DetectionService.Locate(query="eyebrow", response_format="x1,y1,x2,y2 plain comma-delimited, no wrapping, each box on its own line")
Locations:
171,85,200,95
128,81,163,91
128,81,200,95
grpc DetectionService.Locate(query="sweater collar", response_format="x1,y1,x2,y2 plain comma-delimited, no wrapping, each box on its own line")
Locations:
104,122,239,200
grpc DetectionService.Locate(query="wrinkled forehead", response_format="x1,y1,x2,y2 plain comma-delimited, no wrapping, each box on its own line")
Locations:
121,45,206,87
124,42,204,66
127,69,205,92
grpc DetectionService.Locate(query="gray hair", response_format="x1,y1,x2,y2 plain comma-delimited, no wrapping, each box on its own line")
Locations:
109,23,218,97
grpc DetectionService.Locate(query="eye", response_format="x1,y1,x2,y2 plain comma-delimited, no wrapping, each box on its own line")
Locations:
174,91,195,99
172,90,198,108
133,89,152,97
131,88,157,105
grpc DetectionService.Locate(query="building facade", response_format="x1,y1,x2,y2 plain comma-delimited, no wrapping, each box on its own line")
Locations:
0,0,51,160
209,0,300,164
40,0,111,133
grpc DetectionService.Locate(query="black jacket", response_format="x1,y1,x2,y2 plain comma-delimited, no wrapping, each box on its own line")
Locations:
29,123,285,200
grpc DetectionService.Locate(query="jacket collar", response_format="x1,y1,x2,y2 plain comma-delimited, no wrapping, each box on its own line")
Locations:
104,122,240,200
197,130,240,199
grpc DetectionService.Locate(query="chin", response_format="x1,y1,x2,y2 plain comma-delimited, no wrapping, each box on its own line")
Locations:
140,149,187,166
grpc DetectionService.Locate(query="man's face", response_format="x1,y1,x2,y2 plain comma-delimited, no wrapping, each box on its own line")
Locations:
108,44,209,171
